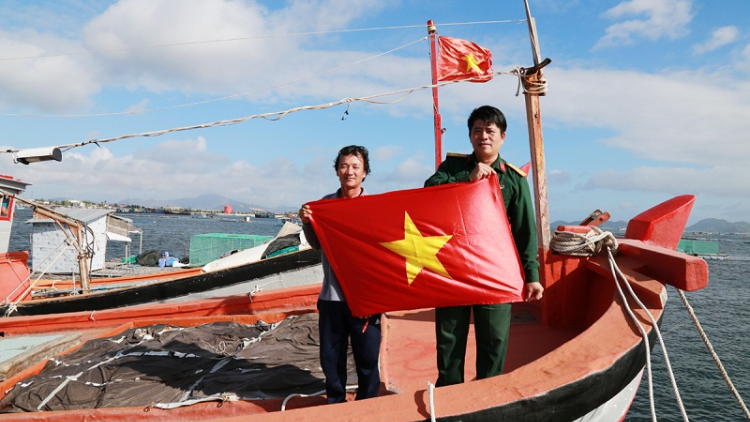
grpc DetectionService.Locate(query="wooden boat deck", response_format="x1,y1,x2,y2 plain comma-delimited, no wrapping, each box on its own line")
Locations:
382,304,582,396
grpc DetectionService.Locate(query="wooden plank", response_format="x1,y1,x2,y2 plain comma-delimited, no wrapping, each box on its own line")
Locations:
0,332,82,381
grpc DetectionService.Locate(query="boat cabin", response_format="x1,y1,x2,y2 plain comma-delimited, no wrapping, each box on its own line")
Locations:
29,208,136,274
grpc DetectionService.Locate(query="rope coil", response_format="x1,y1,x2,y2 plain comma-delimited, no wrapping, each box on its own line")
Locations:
550,226,618,256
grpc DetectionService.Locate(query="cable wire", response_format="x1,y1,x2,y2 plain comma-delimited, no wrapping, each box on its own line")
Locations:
1,68,522,155
0,20,523,63
0,36,429,118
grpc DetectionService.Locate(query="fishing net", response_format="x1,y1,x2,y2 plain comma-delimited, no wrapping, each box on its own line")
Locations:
0,313,352,412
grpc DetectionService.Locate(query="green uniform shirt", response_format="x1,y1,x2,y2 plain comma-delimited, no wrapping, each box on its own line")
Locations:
424,153,540,283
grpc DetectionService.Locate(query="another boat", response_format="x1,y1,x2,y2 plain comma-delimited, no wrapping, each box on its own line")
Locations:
164,208,192,216
0,186,322,317
0,236,322,317
29,265,204,294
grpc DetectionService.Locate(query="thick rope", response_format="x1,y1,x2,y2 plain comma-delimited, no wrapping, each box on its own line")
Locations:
428,381,436,422
280,390,327,411
550,226,618,256
676,289,750,420
607,248,689,422
3,68,524,157
604,247,658,422
281,383,357,411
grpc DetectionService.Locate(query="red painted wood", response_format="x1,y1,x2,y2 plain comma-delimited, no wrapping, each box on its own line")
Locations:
625,195,695,250
617,239,709,291
0,251,31,303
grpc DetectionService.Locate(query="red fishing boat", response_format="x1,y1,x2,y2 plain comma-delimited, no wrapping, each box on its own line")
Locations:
0,193,708,421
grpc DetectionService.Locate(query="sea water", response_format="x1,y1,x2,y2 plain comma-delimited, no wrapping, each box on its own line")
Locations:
8,209,750,420
626,239,750,421
9,208,284,265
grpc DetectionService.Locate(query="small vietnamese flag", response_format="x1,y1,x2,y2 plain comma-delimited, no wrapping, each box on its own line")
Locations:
436,36,493,82
307,175,523,317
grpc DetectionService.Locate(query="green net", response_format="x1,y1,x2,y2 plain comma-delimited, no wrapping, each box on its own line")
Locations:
189,233,274,266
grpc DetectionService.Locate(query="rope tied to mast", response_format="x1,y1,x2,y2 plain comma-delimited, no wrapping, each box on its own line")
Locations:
513,57,551,97
520,68,548,96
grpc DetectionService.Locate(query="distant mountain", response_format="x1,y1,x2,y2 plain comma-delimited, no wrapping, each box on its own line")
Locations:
685,219,750,234
53,192,750,231
550,218,750,234
550,219,628,231
117,194,273,213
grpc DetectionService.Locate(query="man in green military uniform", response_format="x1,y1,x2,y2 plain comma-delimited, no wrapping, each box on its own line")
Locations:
424,105,544,386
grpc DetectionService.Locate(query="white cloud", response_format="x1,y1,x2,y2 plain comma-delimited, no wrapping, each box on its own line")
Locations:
594,0,693,49
693,26,739,54
371,145,401,162
80,0,403,101
737,43,750,72
126,99,150,113
548,169,571,184
543,66,750,168
374,155,433,193
82,0,281,93
580,165,750,221
537,64,750,221
0,30,100,111
4,134,367,211
0,0,409,114
583,166,748,197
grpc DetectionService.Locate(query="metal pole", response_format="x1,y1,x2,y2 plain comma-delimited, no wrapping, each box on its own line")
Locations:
77,225,91,293
428,20,443,170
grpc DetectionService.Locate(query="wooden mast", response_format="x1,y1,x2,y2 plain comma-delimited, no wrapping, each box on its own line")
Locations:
522,0,551,261
427,20,443,170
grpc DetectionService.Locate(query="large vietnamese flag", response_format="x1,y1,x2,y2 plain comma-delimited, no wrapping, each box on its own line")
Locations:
307,175,524,317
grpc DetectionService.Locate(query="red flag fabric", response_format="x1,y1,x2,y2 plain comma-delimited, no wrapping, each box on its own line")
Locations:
308,176,523,317
436,36,493,82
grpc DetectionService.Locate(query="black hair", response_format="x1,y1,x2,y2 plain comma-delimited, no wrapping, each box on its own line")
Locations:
333,145,371,175
467,105,507,133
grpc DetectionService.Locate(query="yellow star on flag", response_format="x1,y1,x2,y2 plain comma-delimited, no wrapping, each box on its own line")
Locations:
462,53,483,74
380,212,453,285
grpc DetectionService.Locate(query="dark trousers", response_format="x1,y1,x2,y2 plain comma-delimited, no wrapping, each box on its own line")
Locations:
435,303,512,386
317,300,381,403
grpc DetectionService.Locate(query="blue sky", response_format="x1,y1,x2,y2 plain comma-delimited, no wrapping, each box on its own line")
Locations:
1,0,748,225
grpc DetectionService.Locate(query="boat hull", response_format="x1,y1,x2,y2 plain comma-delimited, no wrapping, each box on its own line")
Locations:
0,292,661,422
